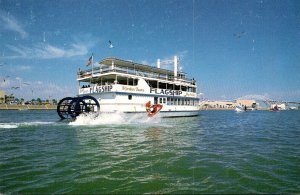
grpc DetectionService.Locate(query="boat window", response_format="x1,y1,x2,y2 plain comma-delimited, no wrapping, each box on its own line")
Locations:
127,78,138,86
167,83,174,90
159,98,162,104
147,80,158,88
116,76,128,85
128,95,132,100
154,97,158,104
159,82,167,89
163,98,166,104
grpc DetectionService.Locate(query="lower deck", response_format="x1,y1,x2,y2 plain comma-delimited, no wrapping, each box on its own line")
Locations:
79,92,200,114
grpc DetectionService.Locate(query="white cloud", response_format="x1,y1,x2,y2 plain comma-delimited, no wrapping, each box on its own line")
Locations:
0,11,28,39
0,77,76,100
16,65,31,71
4,42,89,59
4,64,32,72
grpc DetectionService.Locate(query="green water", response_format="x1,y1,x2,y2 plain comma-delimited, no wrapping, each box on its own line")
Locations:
0,110,299,194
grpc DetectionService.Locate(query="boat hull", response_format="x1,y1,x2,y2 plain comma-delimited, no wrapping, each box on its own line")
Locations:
93,110,199,118
78,92,200,118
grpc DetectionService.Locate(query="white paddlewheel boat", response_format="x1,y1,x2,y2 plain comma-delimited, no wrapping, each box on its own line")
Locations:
57,56,200,119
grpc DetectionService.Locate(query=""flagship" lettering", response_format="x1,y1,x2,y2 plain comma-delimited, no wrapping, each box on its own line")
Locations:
150,88,182,96
94,85,113,93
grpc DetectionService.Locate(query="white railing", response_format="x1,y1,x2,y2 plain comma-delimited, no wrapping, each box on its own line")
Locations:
78,65,196,85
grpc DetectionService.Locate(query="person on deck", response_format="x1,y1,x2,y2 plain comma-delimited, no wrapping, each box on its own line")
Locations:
146,101,151,112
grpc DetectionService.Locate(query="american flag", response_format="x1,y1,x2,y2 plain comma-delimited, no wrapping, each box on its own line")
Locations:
86,54,93,66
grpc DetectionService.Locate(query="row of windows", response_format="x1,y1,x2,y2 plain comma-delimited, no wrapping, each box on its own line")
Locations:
127,95,198,106
109,77,197,92
159,97,198,106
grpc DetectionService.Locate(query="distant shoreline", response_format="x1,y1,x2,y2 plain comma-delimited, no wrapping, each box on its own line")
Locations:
0,104,56,110
199,108,269,111
0,105,296,111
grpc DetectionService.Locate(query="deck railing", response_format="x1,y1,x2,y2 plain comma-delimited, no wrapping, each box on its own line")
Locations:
78,65,196,85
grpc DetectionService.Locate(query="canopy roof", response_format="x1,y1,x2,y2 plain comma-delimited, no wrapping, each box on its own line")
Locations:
98,57,186,76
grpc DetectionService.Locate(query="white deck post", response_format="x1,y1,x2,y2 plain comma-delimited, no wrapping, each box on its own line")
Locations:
112,60,114,70
174,56,178,80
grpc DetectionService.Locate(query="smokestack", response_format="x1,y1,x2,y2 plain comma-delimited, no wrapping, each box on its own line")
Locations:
174,56,178,78
157,59,160,68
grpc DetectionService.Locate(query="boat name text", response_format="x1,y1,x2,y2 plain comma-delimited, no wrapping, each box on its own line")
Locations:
122,86,145,92
150,88,182,96
94,85,113,93
185,92,197,97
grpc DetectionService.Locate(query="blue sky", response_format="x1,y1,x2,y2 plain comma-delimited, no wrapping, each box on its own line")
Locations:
0,0,299,101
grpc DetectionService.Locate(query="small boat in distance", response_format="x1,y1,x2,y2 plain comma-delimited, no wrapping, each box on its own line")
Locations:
235,104,246,112
270,104,280,112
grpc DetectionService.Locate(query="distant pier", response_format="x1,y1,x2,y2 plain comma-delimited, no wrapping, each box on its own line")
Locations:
199,100,300,110
0,104,56,110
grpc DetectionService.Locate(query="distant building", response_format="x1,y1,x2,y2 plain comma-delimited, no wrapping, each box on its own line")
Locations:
5,94,15,104
235,100,258,109
271,103,286,110
200,100,235,110
0,90,5,104
200,99,262,110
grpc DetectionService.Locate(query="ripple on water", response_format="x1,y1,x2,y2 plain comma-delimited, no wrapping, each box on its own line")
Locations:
1,110,300,194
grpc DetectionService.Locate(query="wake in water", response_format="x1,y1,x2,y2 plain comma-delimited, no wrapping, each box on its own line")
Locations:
69,111,162,126
0,113,162,129
0,122,55,129
0,124,18,129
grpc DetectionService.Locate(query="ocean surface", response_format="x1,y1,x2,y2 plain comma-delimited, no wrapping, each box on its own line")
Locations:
0,110,299,194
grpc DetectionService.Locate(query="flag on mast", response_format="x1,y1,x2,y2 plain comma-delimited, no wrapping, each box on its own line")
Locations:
86,54,93,66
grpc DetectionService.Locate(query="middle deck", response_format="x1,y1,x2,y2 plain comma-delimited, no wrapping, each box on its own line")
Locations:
77,57,197,97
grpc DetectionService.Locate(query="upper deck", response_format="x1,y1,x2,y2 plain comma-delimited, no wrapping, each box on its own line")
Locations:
77,57,196,87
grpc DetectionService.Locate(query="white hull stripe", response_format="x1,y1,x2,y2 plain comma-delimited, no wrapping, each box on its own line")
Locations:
80,91,199,100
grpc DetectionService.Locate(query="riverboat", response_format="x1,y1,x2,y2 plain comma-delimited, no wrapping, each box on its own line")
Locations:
57,56,200,119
